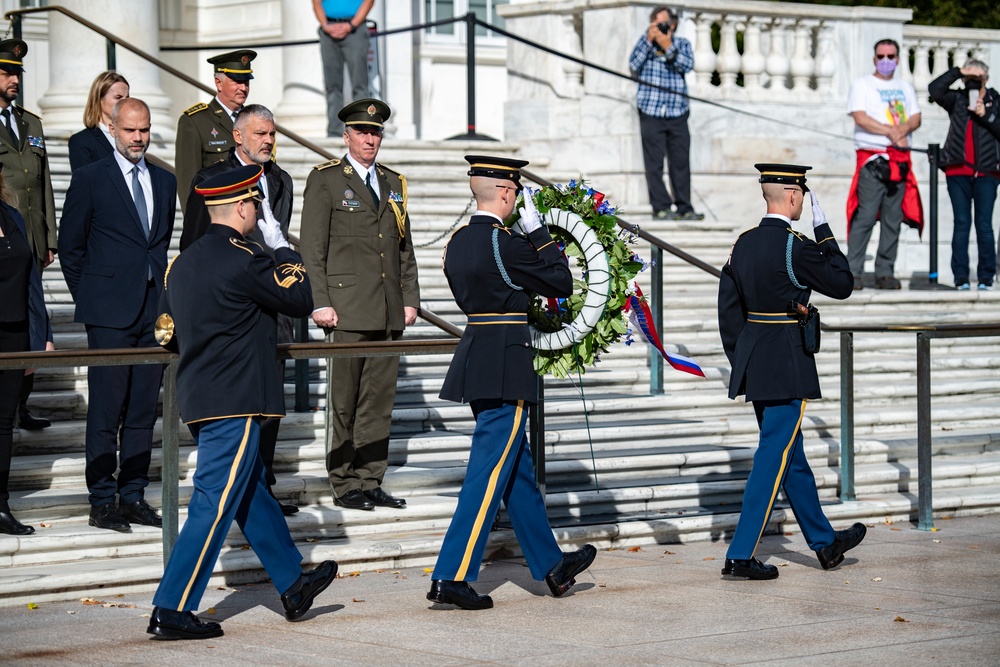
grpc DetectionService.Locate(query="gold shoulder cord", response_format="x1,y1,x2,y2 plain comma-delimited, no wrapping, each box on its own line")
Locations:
388,172,408,238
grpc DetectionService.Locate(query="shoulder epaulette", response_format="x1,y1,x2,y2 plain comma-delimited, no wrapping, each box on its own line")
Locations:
313,158,341,171
377,163,402,177
17,107,41,120
492,223,511,235
163,255,179,290
183,102,209,116
787,228,807,241
228,236,255,255
737,227,756,239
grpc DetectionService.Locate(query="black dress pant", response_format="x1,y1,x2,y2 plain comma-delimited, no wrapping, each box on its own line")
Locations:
639,110,694,215
0,320,28,511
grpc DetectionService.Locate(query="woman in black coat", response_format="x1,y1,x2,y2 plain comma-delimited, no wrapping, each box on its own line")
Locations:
67,71,129,173
0,170,53,535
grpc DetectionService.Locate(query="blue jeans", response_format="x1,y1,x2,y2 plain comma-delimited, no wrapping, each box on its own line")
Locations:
947,174,999,286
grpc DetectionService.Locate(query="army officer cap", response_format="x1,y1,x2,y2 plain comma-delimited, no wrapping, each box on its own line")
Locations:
465,155,529,192
338,98,391,130
208,49,256,82
0,39,28,74
755,163,811,192
195,163,264,205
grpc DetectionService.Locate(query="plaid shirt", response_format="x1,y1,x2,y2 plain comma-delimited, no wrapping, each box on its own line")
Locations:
629,33,694,118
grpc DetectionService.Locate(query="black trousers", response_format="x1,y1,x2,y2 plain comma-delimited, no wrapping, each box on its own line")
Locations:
84,281,164,507
0,320,28,511
639,110,693,215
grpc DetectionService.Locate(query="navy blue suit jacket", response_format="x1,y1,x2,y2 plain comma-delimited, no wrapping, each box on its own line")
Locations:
58,153,177,328
67,126,115,173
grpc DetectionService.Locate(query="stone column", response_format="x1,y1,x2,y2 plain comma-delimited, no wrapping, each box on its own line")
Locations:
274,0,329,137
36,0,172,139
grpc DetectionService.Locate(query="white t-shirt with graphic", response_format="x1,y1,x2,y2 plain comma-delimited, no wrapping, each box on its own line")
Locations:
847,73,921,150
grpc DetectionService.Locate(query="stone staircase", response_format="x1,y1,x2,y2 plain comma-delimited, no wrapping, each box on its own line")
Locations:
2,137,999,608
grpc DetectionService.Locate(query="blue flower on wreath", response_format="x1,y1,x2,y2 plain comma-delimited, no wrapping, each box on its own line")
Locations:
568,178,577,189
624,327,635,347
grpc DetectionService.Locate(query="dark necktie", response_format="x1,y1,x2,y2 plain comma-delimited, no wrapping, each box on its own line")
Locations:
132,166,153,279
2,108,17,145
365,172,379,207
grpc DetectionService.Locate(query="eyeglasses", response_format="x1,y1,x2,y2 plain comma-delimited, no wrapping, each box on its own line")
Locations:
783,187,803,196
495,184,520,193
876,53,897,61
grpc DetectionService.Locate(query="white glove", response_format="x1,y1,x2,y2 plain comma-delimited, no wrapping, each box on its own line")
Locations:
517,187,543,234
809,191,827,230
258,198,290,250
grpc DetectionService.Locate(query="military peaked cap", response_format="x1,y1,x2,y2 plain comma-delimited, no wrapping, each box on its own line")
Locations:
755,163,811,192
465,155,529,189
208,50,256,81
196,164,263,205
338,98,391,129
0,39,28,73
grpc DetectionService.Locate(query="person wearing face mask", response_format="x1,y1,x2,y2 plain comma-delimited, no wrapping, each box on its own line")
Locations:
845,38,923,291
928,59,1000,291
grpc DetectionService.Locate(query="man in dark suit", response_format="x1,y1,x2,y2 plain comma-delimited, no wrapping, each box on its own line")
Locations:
717,164,864,580
300,99,420,511
178,104,298,516
175,50,255,212
0,39,56,431
58,98,175,532
148,165,335,640
426,156,596,611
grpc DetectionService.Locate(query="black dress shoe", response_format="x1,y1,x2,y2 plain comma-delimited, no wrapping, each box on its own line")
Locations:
816,522,867,570
280,502,299,516
334,489,374,511
0,510,34,536
89,503,131,532
363,487,406,508
281,560,337,620
545,544,597,596
120,499,162,527
17,409,50,430
147,607,223,640
722,557,779,580
427,580,493,610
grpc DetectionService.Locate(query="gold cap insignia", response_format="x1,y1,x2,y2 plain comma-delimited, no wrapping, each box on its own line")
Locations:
13,44,23,58
367,104,376,116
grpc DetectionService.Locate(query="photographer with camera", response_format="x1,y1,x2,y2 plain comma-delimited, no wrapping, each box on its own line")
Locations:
928,59,1000,291
629,6,703,221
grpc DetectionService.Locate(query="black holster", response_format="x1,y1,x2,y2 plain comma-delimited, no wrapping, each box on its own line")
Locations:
788,301,821,354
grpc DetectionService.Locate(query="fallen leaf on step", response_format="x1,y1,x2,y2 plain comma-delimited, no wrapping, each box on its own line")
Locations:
874,607,881,611
883,516,894,525
375,569,386,573
894,616,909,623
305,538,318,542
241,545,250,550
101,602,136,609
424,568,433,573
80,598,103,605
204,608,216,614
969,545,979,549
930,527,939,532
598,583,607,588
844,580,850,585
66,610,76,615
627,546,642,552
941,516,952,520
664,550,675,555
27,603,38,610
778,563,788,567
890,527,902,531
140,613,151,618
391,571,400,574
871,577,882,582
933,540,941,544
784,532,793,536
352,598,365,603
703,557,715,561
39,522,51,528
347,570,361,577
216,587,227,590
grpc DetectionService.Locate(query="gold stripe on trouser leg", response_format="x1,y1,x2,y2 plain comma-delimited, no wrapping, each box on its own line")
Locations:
178,416,254,610
750,400,807,558
454,401,524,581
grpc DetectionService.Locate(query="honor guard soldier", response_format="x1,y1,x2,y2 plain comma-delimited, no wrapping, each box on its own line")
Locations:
718,164,864,580
175,49,256,211
426,156,597,611
300,98,420,512
148,165,336,640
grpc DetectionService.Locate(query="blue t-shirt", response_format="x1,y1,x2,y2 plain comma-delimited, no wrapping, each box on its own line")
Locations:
322,0,362,19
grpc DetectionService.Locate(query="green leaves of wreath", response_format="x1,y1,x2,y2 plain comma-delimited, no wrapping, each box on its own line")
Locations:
509,180,643,378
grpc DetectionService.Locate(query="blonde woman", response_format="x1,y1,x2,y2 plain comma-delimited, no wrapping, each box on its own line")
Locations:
68,71,129,172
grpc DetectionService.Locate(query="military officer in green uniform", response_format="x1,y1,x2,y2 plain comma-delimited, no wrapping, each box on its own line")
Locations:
174,49,256,211
300,98,420,511
0,39,56,431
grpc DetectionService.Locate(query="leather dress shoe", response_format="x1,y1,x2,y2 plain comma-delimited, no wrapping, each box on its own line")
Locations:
363,487,406,508
816,522,867,570
120,499,162,527
334,489,374,511
89,503,131,532
17,409,50,430
281,560,337,620
722,557,779,580
279,502,299,516
427,580,493,610
545,544,597,596
0,510,34,536
147,606,223,640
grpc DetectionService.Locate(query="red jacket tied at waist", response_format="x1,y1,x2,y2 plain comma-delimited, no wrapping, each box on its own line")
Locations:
846,146,924,239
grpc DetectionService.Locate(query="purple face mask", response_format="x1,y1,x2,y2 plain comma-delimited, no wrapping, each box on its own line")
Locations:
876,57,897,77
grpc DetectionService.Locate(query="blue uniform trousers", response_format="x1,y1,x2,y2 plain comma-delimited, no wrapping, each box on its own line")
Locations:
726,399,836,560
432,400,562,582
153,416,302,612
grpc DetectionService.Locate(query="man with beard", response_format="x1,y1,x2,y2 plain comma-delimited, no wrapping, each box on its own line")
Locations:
178,104,298,515
175,50,255,212
59,98,176,532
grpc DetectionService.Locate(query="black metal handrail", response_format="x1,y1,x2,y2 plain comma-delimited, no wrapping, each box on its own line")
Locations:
823,321,1000,531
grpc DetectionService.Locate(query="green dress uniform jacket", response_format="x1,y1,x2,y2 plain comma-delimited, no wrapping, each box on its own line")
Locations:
0,106,56,268
174,98,237,210
299,156,420,330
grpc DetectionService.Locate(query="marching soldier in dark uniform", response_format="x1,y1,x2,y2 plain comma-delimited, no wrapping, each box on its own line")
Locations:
718,163,865,580
300,99,420,511
148,165,335,640
426,156,596,611
0,39,56,431
174,49,256,211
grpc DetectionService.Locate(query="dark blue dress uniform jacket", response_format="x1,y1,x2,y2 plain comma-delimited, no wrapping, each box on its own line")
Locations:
159,225,313,424
718,218,854,402
440,215,572,405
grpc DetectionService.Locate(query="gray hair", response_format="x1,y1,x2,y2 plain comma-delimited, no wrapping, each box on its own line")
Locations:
964,58,989,74
234,104,274,132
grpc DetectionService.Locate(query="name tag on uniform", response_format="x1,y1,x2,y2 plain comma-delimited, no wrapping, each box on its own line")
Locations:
207,140,228,147
342,199,360,208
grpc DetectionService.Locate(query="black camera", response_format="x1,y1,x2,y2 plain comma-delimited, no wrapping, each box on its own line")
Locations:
657,21,674,34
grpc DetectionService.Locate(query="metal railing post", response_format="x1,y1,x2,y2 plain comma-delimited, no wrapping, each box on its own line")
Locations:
161,359,180,564
650,246,664,395
294,316,310,412
916,332,933,530
12,14,21,101
839,331,855,501
927,144,939,285
106,39,116,71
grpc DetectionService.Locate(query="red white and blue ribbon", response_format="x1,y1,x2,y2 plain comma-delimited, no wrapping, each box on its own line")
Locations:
625,284,705,377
